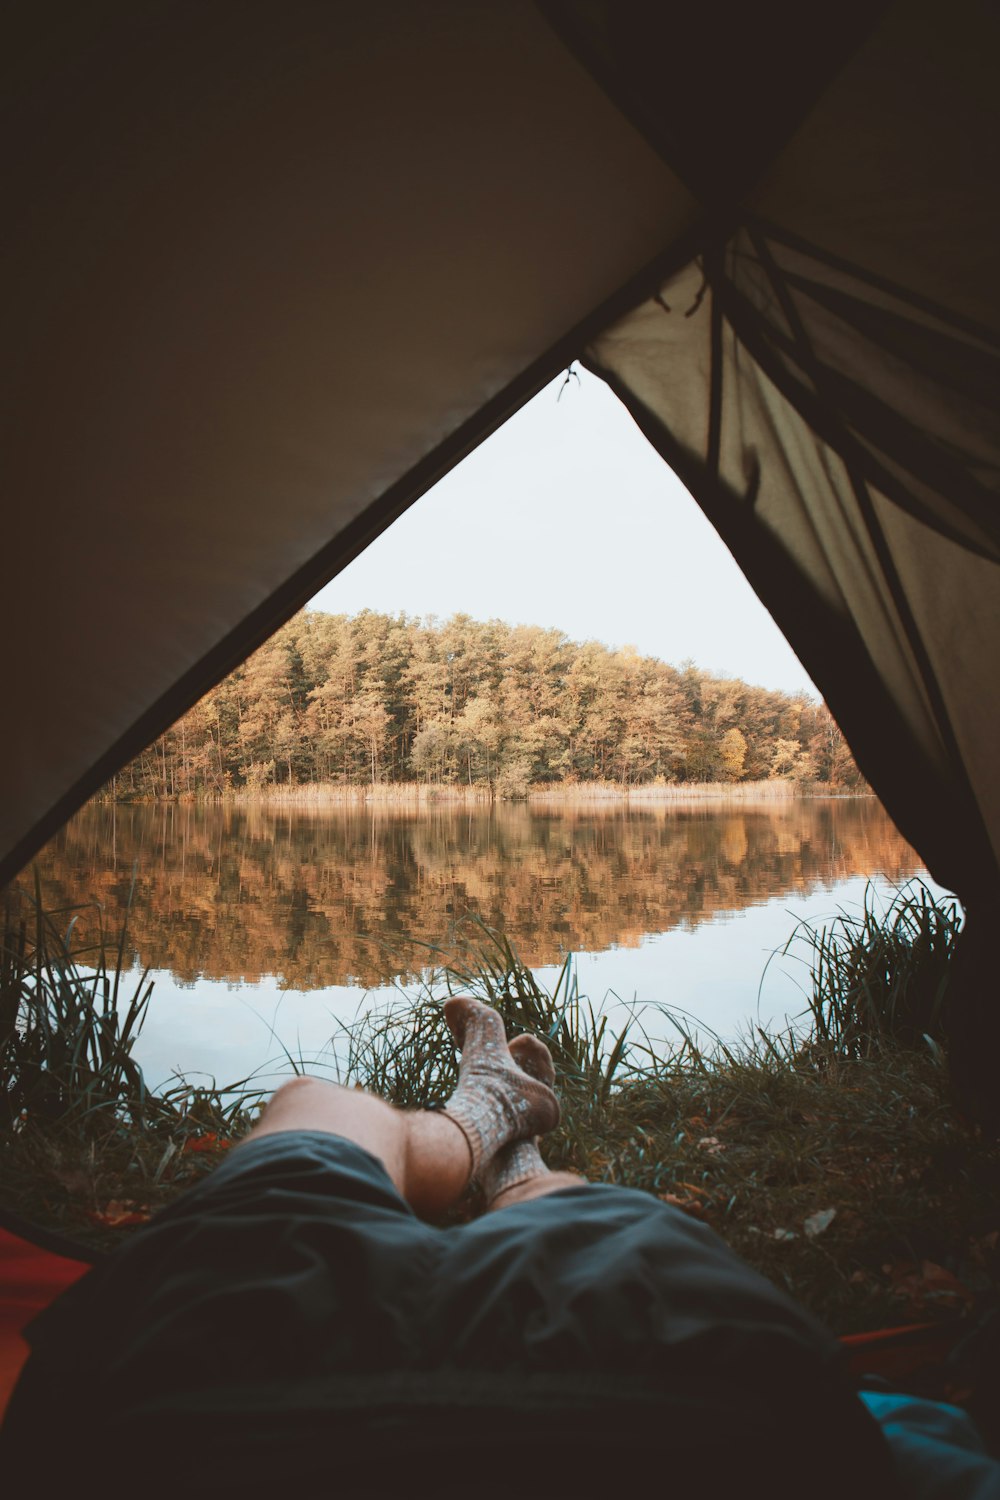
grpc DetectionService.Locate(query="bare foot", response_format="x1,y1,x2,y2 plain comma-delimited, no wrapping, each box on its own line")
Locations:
441,998,560,1178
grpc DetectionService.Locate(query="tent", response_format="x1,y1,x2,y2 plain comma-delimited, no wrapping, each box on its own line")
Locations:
3,1,998,1120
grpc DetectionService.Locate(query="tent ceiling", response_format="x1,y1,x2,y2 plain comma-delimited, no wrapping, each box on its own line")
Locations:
3,1,694,884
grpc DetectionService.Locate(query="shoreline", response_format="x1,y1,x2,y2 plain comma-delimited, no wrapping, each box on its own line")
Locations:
102,779,870,808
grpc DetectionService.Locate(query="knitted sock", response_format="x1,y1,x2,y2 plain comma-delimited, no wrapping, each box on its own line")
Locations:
477,1034,553,1203
440,998,559,1180
478,1138,550,1203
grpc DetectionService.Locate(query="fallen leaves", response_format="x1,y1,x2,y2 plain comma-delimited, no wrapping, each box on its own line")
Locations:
750,1207,837,1244
803,1207,837,1239
182,1133,231,1154
883,1259,977,1317
86,1199,151,1228
968,1230,999,1268
660,1191,711,1220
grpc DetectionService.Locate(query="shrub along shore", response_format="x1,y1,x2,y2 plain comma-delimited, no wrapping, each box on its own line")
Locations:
1,882,996,1340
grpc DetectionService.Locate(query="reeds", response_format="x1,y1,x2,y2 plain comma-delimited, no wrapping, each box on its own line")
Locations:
775,880,963,1058
529,779,808,803
337,884,962,1124
0,876,264,1136
189,778,853,807
206,782,493,806
0,874,156,1128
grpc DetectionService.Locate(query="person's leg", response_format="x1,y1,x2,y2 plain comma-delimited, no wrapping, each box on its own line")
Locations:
241,997,559,1219
240,1074,469,1217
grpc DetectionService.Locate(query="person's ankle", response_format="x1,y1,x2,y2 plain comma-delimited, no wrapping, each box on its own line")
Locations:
486,1170,584,1210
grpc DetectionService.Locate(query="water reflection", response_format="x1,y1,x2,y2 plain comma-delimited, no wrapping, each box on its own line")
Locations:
27,798,923,990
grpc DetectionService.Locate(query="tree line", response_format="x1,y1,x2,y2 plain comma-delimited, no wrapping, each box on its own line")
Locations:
109,610,863,799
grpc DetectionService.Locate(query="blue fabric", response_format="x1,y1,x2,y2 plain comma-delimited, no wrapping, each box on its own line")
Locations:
860,1392,1000,1499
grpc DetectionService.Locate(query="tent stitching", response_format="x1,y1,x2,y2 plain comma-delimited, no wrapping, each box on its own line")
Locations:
733,244,1000,549
741,229,982,801
750,215,1000,353
714,255,999,561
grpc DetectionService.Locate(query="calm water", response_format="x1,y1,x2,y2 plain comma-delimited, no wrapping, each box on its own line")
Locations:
26,798,936,1092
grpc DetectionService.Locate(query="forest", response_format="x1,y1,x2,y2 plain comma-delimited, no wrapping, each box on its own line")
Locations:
109,610,864,799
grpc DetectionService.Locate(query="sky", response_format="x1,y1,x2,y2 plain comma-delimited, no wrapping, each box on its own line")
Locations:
309,367,818,698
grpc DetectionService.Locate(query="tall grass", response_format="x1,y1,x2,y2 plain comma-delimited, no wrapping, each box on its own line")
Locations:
332,885,964,1176
333,919,659,1181
0,877,264,1137
183,779,846,807
0,875,156,1128
775,880,963,1059
2,877,959,1141
530,779,807,803
215,782,493,806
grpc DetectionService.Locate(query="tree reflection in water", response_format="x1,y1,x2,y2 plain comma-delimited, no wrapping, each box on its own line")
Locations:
26,799,923,993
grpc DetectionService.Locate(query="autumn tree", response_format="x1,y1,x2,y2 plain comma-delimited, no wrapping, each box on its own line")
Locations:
108,610,862,799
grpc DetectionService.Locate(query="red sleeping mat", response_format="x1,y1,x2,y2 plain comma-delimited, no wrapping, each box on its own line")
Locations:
0,1227,91,1420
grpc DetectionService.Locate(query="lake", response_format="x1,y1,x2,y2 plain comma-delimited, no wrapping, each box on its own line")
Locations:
24,797,937,1094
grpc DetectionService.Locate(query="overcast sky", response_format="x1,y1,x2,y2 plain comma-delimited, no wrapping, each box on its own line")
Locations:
309,367,817,698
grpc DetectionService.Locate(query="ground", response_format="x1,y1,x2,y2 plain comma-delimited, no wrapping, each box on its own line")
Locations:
3,1042,997,1344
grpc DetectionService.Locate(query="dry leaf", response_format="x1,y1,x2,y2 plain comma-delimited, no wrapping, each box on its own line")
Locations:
87,1199,151,1228
183,1132,231,1153
969,1231,999,1267
697,1136,725,1155
660,1192,708,1219
773,1228,798,1242
886,1259,976,1315
804,1208,837,1239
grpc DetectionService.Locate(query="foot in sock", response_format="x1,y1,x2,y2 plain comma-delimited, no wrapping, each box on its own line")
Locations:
481,1034,584,1208
476,1033,553,1203
441,997,560,1180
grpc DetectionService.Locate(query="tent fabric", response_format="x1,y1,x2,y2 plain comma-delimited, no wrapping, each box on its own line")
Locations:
539,0,884,211
583,0,1000,902
586,238,1000,903
1,2,998,1111
1,0,696,888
